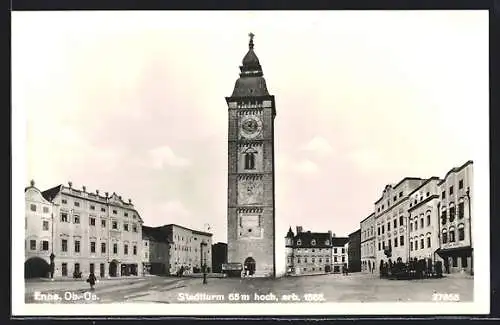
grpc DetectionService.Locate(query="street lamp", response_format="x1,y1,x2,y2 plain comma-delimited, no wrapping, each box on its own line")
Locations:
200,241,208,284
465,187,473,276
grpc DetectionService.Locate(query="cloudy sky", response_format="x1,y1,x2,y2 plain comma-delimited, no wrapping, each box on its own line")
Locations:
13,11,488,275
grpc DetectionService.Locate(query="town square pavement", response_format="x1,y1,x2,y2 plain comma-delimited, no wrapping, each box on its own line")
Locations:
25,272,473,304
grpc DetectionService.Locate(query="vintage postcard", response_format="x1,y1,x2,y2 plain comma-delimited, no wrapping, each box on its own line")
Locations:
12,10,490,316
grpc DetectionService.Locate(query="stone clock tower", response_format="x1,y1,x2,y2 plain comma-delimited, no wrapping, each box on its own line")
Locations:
226,33,276,278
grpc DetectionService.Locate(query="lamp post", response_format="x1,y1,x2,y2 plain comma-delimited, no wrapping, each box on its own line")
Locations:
201,241,208,284
466,187,473,276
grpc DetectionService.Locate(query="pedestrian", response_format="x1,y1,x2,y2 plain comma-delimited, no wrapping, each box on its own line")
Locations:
87,272,96,291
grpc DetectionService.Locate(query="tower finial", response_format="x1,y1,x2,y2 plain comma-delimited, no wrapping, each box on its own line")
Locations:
248,32,255,50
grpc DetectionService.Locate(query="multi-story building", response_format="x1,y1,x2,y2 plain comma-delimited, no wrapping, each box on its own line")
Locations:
374,178,425,271
407,177,442,265
436,161,473,274
142,226,170,275
360,213,376,273
211,242,228,273
331,236,349,273
348,229,361,272
158,224,213,275
25,181,144,279
25,180,55,278
285,226,333,276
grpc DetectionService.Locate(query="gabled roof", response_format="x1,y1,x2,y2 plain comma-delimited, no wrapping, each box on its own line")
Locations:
293,231,332,248
41,185,63,202
331,237,349,247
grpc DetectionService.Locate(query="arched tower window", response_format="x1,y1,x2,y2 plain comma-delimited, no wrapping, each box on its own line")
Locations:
243,147,257,170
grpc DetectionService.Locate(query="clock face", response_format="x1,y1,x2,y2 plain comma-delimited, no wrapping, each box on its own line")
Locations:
240,116,263,139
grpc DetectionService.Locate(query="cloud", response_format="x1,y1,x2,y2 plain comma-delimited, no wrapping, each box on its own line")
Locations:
293,160,320,174
302,136,334,157
148,146,191,169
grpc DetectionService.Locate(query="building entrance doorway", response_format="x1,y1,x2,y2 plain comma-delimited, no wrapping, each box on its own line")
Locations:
109,260,119,277
244,257,256,276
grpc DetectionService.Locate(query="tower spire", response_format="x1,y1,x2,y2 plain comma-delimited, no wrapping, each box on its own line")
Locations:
248,32,255,50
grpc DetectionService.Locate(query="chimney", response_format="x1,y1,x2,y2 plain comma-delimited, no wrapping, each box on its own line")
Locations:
128,199,132,204
119,195,122,200
30,179,35,187
332,233,336,238
68,181,73,188
82,185,86,192
296,226,303,234
105,192,109,198
96,189,99,195
328,230,332,238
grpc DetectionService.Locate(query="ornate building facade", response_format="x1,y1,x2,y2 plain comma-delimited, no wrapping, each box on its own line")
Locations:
226,34,276,277
285,226,333,276
360,213,376,273
25,181,143,279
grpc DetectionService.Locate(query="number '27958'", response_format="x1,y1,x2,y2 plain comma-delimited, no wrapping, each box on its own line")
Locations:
432,293,460,302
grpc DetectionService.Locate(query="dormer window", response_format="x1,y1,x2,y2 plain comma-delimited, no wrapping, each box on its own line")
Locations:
296,240,302,246
325,240,330,245
311,239,316,246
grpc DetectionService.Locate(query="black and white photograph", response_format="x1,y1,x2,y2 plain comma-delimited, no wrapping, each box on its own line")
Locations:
12,10,490,316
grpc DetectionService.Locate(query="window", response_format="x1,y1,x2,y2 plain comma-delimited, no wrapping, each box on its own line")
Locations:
414,220,418,230
378,242,381,251
101,219,106,227
442,229,448,244
113,210,117,214
410,223,413,232
90,205,95,210
449,186,454,195
458,224,465,241
144,241,148,247
449,229,455,242
442,191,445,199
89,217,95,226
62,263,68,276
326,258,330,263
297,258,301,263
410,241,413,251
133,245,137,255
459,179,464,189
90,241,96,253
74,215,80,224
29,204,37,212
333,248,337,254
377,227,380,236
124,223,129,231
426,192,430,197
441,210,447,225
244,152,256,170
452,256,458,267
382,225,385,234
420,218,423,228
101,207,106,212
124,244,128,255
42,241,49,251
74,240,80,253
74,263,80,273
101,242,106,253
427,214,431,226
297,240,302,246
393,196,396,202
61,213,68,222
342,248,345,254
43,221,49,231
399,191,403,198
399,216,403,226
90,263,95,274
124,212,128,217
312,258,315,263
342,256,345,262
43,207,49,213
400,235,404,246
393,219,397,228
112,221,118,230
334,256,337,262
449,206,456,222
415,240,418,250
461,256,468,267
427,237,431,248
74,201,80,207
304,258,308,263
458,202,465,219
394,238,398,247
62,199,67,204
319,258,322,263
30,240,36,250
113,243,118,254
61,239,68,252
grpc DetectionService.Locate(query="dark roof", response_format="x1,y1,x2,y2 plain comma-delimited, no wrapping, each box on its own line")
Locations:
161,224,213,237
331,237,349,247
228,35,270,98
349,229,361,238
142,226,170,243
41,185,63,202
293,231,332,248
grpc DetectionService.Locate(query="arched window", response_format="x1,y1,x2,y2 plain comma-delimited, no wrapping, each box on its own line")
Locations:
426,211,431,226
296,240,302,246
420,234,424,251
458,223,465,241
420,214,424,229
458,198,465,219
244,152,256,170
449,203,456,222
410,222,413,232
442,229,448,244
426,233,432,248
441,207,447,225
449,226,456,242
